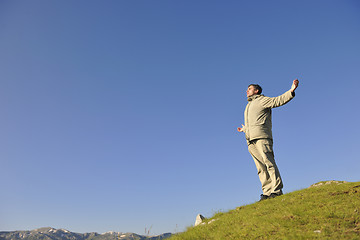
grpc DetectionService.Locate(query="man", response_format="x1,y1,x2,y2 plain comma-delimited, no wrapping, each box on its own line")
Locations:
237,79,299,201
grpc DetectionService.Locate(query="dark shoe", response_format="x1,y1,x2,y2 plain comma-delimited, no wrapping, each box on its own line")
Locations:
269,192,283,199
259,194,269,201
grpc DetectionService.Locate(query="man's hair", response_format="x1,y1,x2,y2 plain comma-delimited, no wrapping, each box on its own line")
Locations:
248,84,262,95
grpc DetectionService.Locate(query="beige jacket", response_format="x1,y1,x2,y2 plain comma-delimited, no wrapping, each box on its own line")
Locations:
244,90,295,144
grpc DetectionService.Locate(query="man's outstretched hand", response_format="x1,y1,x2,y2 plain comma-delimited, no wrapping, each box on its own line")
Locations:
237,124,245,132
290,79,299,92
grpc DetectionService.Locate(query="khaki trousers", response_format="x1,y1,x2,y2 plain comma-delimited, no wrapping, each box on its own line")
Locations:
248,138,283,196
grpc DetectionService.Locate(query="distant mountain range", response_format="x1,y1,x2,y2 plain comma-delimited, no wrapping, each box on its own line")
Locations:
0,227,172,240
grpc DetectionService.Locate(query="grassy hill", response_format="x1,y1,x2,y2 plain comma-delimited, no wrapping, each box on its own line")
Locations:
169,181,360,240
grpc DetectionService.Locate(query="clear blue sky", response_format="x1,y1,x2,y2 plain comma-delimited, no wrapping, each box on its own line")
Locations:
1,0,359,235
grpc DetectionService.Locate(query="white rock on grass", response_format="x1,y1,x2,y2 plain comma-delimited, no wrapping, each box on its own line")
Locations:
194,214,205,226
208,219,216,224
309,180,347,188
194,214,218,226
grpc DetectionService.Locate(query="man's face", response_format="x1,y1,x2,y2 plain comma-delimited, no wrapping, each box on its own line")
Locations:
247,85,259,97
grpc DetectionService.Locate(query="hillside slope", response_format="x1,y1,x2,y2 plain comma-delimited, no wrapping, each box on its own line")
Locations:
170,181,360,240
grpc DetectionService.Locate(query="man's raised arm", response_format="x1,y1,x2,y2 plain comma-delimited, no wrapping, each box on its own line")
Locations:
261,79,299,109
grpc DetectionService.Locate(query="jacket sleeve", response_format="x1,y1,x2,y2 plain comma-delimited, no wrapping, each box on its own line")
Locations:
243,125,248,137
260,90,295,109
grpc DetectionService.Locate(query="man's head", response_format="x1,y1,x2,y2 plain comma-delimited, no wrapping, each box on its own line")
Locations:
247,84,262,97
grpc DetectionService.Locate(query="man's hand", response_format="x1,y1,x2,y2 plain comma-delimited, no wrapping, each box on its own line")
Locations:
290,79,299,92
237,124,245,132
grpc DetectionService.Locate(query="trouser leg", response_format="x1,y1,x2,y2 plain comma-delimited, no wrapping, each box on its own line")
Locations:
248,141,272,196
248,139,283,195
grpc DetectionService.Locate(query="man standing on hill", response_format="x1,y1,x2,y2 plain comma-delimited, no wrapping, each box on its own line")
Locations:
237,79,299,201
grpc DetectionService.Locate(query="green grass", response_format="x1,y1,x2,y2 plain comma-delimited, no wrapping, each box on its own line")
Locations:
170,181,360,240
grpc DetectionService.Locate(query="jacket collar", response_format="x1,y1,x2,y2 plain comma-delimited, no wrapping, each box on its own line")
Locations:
247,94,263,102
